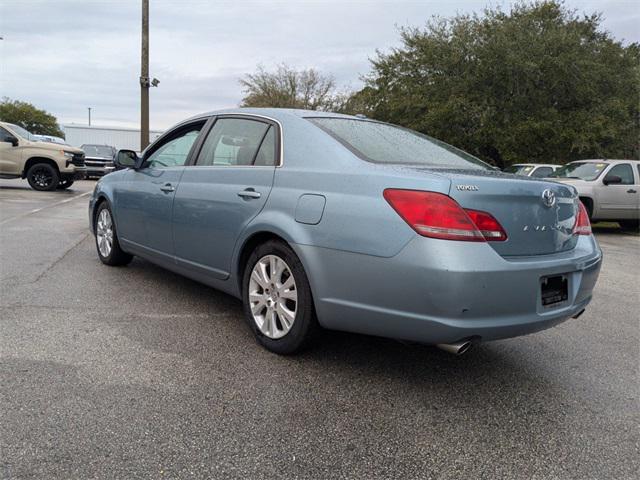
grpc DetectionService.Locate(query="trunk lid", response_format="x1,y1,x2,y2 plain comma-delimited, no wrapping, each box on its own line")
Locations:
403,167,579,256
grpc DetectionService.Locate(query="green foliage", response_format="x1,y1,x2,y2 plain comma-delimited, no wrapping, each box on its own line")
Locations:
0,98,64,137
240,64,345,111
356,1,640,167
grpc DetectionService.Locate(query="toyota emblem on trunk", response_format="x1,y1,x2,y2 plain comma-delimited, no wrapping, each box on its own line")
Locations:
541,189,556,208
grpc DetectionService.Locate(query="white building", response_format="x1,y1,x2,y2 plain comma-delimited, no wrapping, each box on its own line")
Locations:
63,124,164,151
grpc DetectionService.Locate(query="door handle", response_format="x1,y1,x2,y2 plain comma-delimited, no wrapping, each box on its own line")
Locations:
627,189,637,193
237,188,261,199
160,183,175,193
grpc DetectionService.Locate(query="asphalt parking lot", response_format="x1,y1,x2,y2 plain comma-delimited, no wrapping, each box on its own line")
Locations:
0,179,638,479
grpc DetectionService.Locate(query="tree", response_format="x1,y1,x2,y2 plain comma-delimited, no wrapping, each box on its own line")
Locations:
355,1,640,167
0,98,64,137
240,64,344,111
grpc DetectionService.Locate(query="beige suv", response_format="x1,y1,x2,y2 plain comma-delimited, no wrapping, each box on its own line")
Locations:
0,121,86,191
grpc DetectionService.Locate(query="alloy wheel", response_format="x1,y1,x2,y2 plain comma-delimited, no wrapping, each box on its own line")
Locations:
96,209,114,258
249,254,298,339
32,168,53,189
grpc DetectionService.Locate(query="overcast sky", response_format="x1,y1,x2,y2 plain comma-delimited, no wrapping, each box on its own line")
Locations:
1,0,638,130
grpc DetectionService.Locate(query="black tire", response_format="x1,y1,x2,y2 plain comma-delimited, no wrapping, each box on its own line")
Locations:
94,202,133,266
619,219,639,232
242,240,318,354
580,198,594,221
57,179,74,189
26,163,59,191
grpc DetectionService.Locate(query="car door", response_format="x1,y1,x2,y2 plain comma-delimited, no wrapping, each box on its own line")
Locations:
115,119,208,262
0,126,22,175
172,115,279,280
597,163,638,219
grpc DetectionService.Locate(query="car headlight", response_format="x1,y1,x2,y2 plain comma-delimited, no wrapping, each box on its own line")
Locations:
62,150,75,158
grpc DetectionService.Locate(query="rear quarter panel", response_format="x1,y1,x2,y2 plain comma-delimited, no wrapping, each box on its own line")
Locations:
244,114,451,258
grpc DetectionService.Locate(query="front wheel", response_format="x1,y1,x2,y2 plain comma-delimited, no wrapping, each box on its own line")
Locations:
57,179,74,189
242,240,318,354
26,163,59,191
95,202,133,266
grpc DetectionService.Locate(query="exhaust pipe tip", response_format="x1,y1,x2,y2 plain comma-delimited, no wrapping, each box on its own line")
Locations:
437,340,474,356
572,309,586,319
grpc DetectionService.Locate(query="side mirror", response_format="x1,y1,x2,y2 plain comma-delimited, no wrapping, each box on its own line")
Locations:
6,135,18,147
114,149,139,170
603,175,622,186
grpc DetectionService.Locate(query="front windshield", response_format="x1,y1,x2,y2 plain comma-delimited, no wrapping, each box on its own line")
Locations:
549,162,608,181
307,117,490,169
504,165,534,175
7,123,37,141
82,145,115,158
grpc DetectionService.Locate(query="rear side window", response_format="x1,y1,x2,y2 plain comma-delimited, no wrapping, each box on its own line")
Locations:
531,166,554,178
253,126,276,166
505,165,534,175
196,118,271,166
605,164,634,185
307,117,489,169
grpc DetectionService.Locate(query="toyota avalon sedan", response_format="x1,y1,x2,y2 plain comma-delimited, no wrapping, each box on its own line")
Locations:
89,108,602,355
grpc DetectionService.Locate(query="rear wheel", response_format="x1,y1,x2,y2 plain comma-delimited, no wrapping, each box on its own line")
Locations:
619,219,639,232
95,202,133,266
57,179,74,189
242,240,318,354
26,163,59,191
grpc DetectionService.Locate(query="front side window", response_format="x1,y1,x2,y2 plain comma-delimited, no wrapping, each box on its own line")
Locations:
550,162,608,181
145,127,201,168
6,123,37,141
307,117,490,169
196,118,272,167
531,166,554,178
604,164,634,185
0,127,14,143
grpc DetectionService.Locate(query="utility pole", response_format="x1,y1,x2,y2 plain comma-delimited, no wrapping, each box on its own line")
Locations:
140,0,149,150
88,107,92,126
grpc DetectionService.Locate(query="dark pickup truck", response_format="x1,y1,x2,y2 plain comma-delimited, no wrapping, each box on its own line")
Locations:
81,144,116,178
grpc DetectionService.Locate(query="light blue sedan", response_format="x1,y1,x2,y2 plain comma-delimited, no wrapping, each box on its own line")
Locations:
89,109,602,355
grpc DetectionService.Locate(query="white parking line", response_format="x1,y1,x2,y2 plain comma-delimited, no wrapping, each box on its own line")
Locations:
0,191,92,226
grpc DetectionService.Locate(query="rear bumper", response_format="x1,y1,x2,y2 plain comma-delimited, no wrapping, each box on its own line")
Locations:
295,235,602,345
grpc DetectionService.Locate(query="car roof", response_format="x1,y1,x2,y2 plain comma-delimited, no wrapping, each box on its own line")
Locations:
184,107,362,124
568,159,640,165
512,163,558,168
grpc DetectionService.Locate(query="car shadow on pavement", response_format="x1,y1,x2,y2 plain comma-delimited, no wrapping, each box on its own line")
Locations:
119,255,557,394
592,223,639,236
0,185,84,195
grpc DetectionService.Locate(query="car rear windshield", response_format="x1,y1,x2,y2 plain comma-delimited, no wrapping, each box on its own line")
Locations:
549,162,607,181
307,117,490,169
82,145,114,157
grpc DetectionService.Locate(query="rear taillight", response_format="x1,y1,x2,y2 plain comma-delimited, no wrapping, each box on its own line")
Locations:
383,189,507,242
574,201,592,235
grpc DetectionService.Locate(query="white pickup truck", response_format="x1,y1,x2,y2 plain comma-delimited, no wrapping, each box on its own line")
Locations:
550,159,640,231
